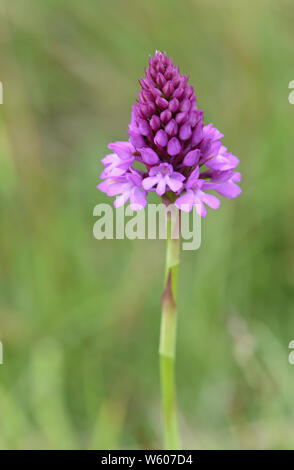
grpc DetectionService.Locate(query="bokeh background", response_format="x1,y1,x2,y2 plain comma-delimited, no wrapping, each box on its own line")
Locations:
1,0,294,449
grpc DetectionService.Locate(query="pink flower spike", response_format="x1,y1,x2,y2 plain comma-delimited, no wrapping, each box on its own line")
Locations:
98,52,241,217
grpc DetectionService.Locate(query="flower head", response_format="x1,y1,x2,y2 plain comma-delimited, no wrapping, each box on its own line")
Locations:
98,51,241,216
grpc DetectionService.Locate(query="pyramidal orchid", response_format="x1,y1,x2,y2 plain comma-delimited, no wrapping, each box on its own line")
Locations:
98,52,241,449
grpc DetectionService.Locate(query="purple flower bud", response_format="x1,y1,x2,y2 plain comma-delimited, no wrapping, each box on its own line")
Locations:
165,119,178,137
139,103,152,118
147,103,156,114
150,115,161,131
163,81,174,98
175,112,187,125
179,123,192,141
141,90,153,102
172,75,180,88
190,101,197,113
169,98,180,113
150,87,162,99
180,99,191,112
156,97,169,110
163,67,171,80
183,149,200,166
154,129,168,148
191,121,203,145
185,85,194,98
156,73,166,88
140,148,160,165
160,109,172,124
167,137,181,156
156,62,165,74
139,77,151,90
148,67,157,81
180,75,188,88
189,111,198,127
174,87,184,99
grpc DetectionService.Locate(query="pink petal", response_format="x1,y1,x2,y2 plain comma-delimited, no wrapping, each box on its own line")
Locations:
186,166,200,188
107,182,129,196
97,180,113,193
101,153,117,166
175,190,194,212
156,179,167,196
194,196,207,217
200,191,221,210
108,142,134,159
138,119,150,136
114,193,129,208
167,176,184,192
100,166,125,179
232,172,242,183
130,188,147,210
142,176,159,190
215,182,242,199
129,132,145,149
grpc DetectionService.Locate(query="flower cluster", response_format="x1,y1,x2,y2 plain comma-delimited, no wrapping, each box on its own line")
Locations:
98,52,241,216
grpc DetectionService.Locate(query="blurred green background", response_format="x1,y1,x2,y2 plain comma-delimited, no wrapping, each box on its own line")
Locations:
1,0,294,449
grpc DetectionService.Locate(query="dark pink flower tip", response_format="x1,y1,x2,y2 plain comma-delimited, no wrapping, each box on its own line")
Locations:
165,119,178,137
183,149,200,166
156,72,166,88
167,137,181,156
173,87,184,100
154,129,168,148
180,99,191,112
179,123,192,141
160,109,172,124
128,51,204,153
150,115,161,131
163,81,174,97
175,112,187,125
140,148,159,165
169,98,179,113
156,97,169,110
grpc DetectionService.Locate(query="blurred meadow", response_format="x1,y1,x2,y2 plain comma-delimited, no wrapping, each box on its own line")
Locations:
0,0,294,449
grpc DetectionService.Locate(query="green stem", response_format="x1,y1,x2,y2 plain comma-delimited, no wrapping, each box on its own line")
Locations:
159,211,180,450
